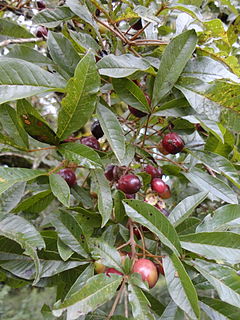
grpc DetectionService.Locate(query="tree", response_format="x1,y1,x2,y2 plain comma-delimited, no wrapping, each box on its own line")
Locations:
0,0,240,319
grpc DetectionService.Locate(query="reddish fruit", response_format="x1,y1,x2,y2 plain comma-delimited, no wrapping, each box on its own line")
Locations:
105,268,123,277
117,174,141,194
151,178,167,194
144,165,162,179
158,141,169,155
156,263,165,276
160,185,171,199
132,258,159,288
162,132,185,154
128,106,147,118
91,120,104,139
57,169,76,187
36,26,48,38
125,193,135,199
104,164,115,181
37,0,46,10
80,136,100,150
94,260,106,274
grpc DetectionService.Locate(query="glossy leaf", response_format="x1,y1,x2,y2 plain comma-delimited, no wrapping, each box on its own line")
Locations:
53,274,122,318
0,182,26,214
0,167,44,195
176,217,201,235
57,237,74,261
49,211,90,258
191,259,240,308
97,54,150,78
97,103,125,163
0,18,34,40
93,169,113,227
128,282,155,320
0,58,66,104
199,296,240,320
33,6,75,28
123,200,182,256
183,167,238,204
196,204,240,232
66,0,97,27
163,252,200,320
49,174,70,207
152,30,197,106
57,51,100,140
169,192,208,227
180,232,240,264
159,300,184,320
0,214,45,284
112,78,150,112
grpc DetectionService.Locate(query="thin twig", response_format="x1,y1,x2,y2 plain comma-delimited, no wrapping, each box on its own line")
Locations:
107,279,126,320
0,37,43,47
27,146,56,153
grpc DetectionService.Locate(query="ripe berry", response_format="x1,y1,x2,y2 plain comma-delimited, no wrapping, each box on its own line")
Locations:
160,185,171,199
158,141,169,155
91,120,104,139
132,258,159,288
80,136,100,150
104,164,121,181
105,268,123,277
151,178,167,194
156,262,165,276
37,0,46,10
144,165,162,179
162,132,185,154
128,106,147,118
125,193,135,199
57,169,76,187
36,26,48,38
117,174,141,194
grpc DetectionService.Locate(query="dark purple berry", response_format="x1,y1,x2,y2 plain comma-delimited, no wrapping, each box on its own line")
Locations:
37,0,46,10
128,106,147,118
36,26,48,38
117,174,141,194
131,19,143,30
151,178,167,194
80,136,100,150
57,169,76,187
104,164,116,181
144,165,162,179
162,132,185,154
91,120,104,139
125,193,135,199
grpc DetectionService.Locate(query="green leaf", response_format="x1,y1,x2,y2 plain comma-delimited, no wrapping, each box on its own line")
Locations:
0,182,26,214
191,259,240,309
93,169,113,227
196,204,240,232
169,192,208,227
183,167,238,204
69,30,100,52
176,217,201,235
57,51,100,140
159,300,184,320
0,214,45,284
91,238,123,273
50,211,89,258
17,99,59,145
53,274,122,318
13,190,54,214
0,58,66,104
49,174,70,207
57,237,74,261
0,18,34,40
66,0,98,28
0,104,28,149
7,45,54,66
128,282,155,320
0,132,28,151
180,232,240,264
123,200,182,256
163,252,200,320
152,30,197,106
97,103,125,164
47,31,80,79
199,296,240,320
112,78,150,113
114,190,126,222
189,151,240,189
97,54,150,78
58,142,102,169
0,167,44,196
32,6,75,28
144,292,165,317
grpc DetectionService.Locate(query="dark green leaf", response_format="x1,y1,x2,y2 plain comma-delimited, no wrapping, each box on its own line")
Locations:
159,301,184,320
0,18,34,40
0,182,26,214
57,237,74,261
49,174,70,207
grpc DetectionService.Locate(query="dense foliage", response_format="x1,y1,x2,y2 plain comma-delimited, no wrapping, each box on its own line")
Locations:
0,0,240,319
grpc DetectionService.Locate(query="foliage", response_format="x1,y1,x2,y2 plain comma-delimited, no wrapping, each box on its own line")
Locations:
0,0,240,319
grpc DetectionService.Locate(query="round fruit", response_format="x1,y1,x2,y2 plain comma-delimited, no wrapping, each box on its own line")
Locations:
160,185,171,199
37,0,46,10
158,141,169,155
132,258,159,288
80,136,100,150
36,26,48,38
162,132,185,154
104,164,115,181
57,168,77,187
128,106,147,118
125,193,135,199
144,165,162,179
105,268,123,277
151,178,167,194
156,262,165,276
94,260,106,274
91,120,104,139
117,174,141,194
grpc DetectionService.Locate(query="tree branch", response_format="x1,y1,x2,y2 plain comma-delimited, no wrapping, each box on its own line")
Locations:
0,37,43,48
